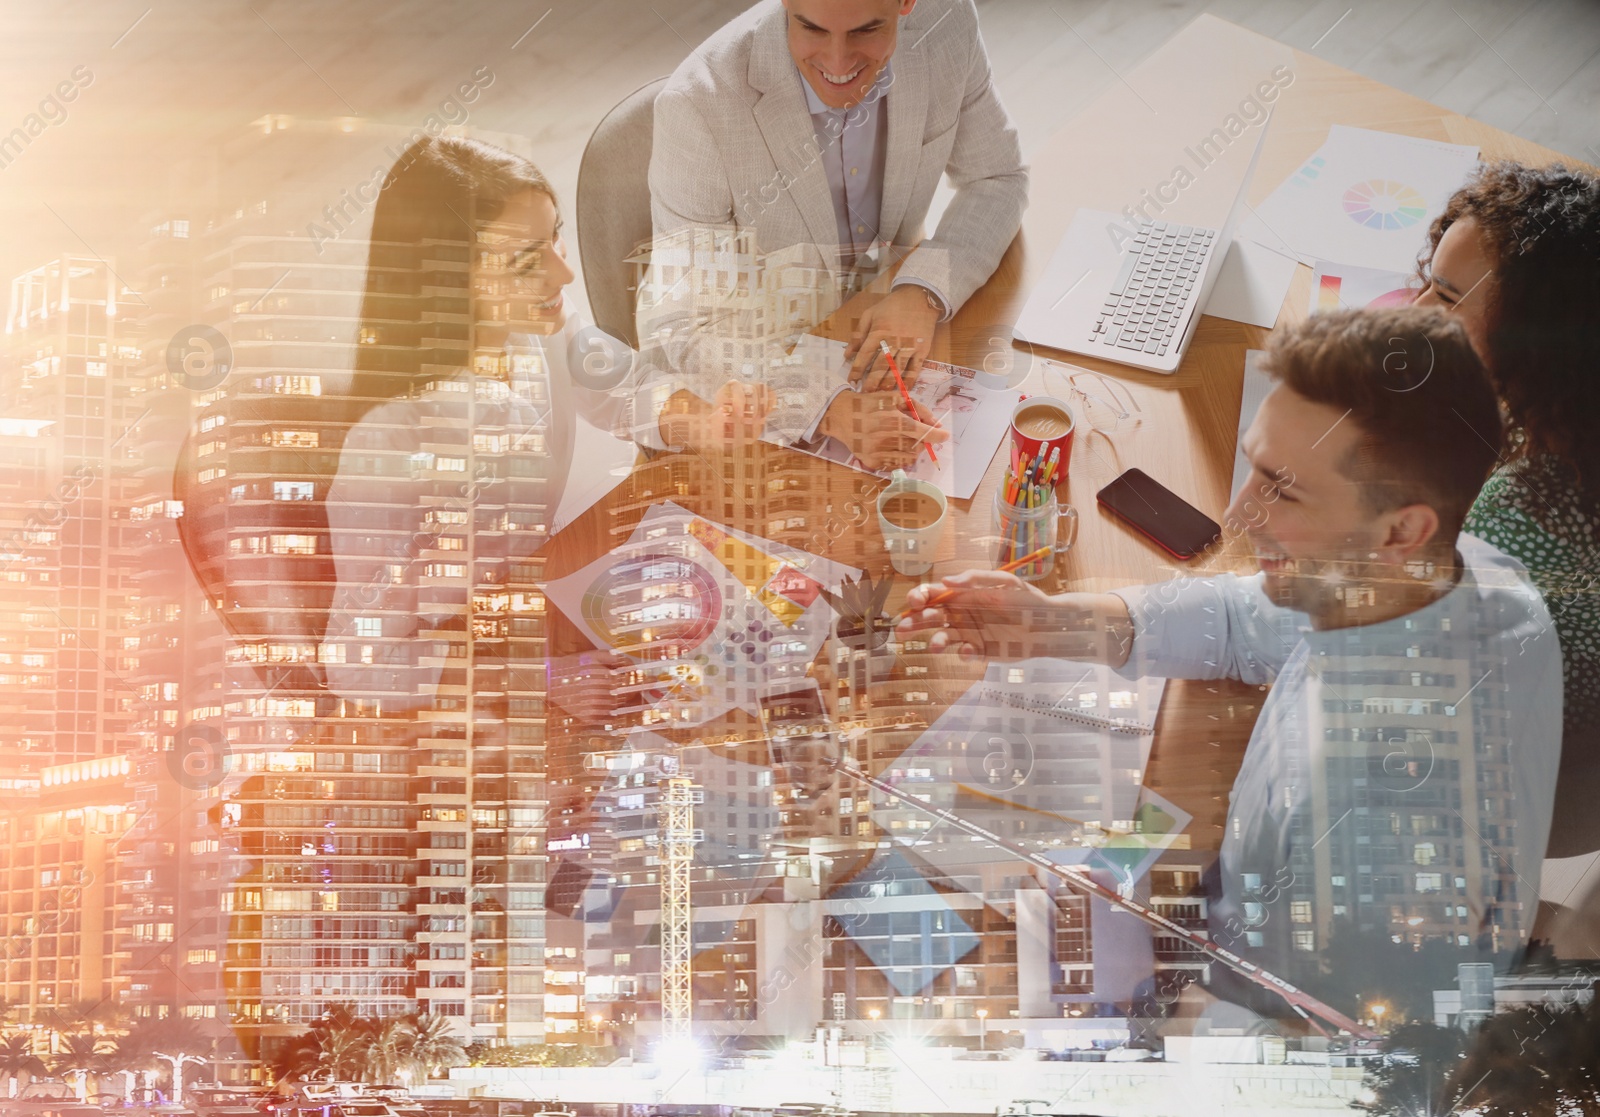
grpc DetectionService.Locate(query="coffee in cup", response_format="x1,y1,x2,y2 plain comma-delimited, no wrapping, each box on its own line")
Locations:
876,470,948,577
880,491,943,532
1009,396,1076,488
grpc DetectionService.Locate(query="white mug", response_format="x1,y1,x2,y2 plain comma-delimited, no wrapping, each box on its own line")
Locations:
877,469,948,577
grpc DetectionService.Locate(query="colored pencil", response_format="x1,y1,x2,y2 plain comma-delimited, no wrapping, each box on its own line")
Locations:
879,341,938,465
1041,446,1061,486
892,547,1053,621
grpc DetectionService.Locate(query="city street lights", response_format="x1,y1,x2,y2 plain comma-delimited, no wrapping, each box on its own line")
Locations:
1369,1003,1388,1033
976,1008,989,1052
590,1013,604,1046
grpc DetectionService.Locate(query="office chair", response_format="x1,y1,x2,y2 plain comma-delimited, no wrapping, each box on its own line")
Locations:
576,76,669,351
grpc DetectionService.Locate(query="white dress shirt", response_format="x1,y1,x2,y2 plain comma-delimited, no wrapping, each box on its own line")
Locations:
1111,533,1562,989
797,59,951,319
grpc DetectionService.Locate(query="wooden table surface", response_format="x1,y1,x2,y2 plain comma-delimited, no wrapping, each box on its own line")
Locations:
941,13,1594,853
547,14,1596,858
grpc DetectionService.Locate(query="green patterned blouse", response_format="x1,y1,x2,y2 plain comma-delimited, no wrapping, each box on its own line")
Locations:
1463,455,1600,740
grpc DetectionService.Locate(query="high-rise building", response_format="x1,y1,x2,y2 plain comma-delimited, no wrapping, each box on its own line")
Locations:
0,755,136,1022
539,420,1187,1050
0,256,161,1031
115,205,236,1042
0,416,60,780
0,115,1280,1076
1268,639,1519,979
1,256,145,768
154,117,561,1064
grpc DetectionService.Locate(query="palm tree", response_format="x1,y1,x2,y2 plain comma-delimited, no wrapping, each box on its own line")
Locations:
273,1004,372,1083
364,1018,408,1084
41,1000,124,1040
0,1034,47,1098
270,1010,464,1085
101,1025,158,1101
324,1013,376,1083
51,1033,108,1100
268,1030,324,1084
402,1013,466,1081
125,1017,214,1105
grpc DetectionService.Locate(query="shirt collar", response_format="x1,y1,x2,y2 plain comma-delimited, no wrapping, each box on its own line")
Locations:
798,57,893,116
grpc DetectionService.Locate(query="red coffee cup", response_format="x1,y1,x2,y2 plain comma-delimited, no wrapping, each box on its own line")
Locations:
1009,396,1076,487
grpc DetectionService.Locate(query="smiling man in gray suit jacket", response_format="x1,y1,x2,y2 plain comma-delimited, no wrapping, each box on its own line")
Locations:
644,0,1028,469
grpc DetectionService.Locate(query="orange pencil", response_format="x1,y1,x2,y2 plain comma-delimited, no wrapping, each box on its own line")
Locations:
1007,452,1032,504
879,341,938,465
891,546,1052,622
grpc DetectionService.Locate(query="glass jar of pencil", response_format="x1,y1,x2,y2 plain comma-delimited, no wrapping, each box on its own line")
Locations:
992,467,1079,583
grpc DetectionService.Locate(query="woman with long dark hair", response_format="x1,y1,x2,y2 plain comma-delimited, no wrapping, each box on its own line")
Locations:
1414,160,1600,857
321,136,644,707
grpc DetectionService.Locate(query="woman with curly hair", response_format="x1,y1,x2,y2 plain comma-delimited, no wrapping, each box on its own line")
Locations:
1415,160,1600,857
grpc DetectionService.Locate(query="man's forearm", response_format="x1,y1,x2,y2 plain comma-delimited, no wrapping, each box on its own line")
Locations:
1033,592,1135,668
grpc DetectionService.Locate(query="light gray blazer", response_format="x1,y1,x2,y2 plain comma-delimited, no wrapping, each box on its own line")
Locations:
647,0,1028,314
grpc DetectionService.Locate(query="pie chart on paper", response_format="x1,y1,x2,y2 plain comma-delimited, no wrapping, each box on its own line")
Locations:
1342,179,1429,231
579,553,722,656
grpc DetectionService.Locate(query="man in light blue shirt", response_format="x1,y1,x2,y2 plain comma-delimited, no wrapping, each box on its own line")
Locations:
898,308,1563,1005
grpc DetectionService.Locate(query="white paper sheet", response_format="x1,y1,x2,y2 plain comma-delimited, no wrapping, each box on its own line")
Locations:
1230,350,1273,501
551,416,638,535
778,335,1021,500
1541,850,1600,907
1245,125,1478,272
889,657,1168,832
1204,237,1301,328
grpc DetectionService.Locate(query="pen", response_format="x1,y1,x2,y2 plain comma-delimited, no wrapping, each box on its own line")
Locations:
879,340,939,465
891,546,1052,622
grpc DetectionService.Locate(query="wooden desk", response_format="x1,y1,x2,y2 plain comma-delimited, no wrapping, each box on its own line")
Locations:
547,14,1593,858
940,14,1596,852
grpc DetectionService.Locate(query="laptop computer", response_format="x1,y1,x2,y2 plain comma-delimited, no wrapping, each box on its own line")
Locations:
1016,119,1272,375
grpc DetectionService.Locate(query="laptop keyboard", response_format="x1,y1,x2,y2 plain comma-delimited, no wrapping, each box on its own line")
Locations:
1090,222,1217,356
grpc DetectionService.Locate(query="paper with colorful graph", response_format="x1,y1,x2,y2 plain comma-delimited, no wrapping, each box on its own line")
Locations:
1243,125,1478,273
545,502,857,725
1308,260,1418,316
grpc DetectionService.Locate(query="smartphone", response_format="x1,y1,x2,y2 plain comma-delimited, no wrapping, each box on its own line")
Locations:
759,681,836,800
758,680,829,736
1097,468,1222,559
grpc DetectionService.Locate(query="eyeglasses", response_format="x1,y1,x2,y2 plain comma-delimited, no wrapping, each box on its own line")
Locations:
1043,362,1140,431
1042,360,1143,474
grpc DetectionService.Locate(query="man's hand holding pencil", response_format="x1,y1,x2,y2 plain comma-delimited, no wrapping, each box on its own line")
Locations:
895,569,1058,661
817,363,950,472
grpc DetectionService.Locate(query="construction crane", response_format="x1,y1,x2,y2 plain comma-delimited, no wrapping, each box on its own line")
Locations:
658,774,701,1042
828,758,1378,1042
